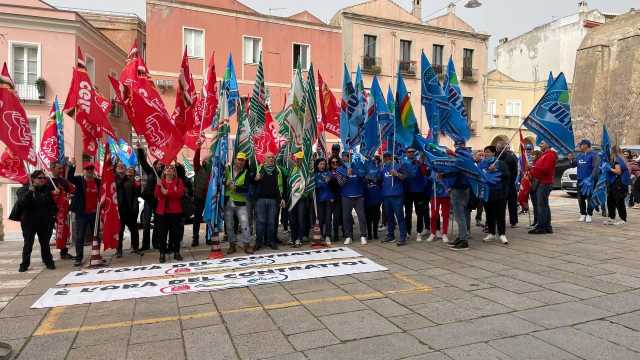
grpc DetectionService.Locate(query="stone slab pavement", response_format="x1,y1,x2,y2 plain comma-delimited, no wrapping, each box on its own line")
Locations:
1,191,640,359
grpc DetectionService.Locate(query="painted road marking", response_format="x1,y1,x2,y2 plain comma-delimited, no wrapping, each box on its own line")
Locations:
33,272,431,336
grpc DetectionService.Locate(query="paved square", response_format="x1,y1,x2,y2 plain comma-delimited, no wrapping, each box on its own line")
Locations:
1,192,640,359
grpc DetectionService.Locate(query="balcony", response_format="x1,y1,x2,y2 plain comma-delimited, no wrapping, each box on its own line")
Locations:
462,67,479,83
362,56,381,75
15,83,45,102
399,60,416,76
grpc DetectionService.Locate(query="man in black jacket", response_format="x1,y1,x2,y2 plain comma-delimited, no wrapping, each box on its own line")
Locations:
497,142,519,228
253,152,286,250
116,163,142,257
137,147,163,251
192,147,211,246
68,159,101,267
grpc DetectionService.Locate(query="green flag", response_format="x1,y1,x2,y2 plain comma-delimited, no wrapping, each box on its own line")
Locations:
286,64,306,210
302,64,317,195
248,59,266,134
233,100,255,167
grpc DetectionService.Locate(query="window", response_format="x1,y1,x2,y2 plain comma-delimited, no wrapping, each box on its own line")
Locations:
293,43,310,70
183,28,204,58
432,44,444,73
487,99,497,126
400,40,411,62
28,116,40,150
7,184,21,216
506,100,522,117
463,97,473,129
463,48,474,71
85,55,95,83
243,36,261,64
364,35,376,58
12,43,38,85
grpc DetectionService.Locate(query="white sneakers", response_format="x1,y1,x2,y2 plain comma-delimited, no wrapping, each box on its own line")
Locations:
325,236,332,246
436,230,442,238
416,234,424,243
344,237,352,245
585,215,592,223
442,234,449,243
343,237,367,245
499,235,509,244
426,234,436,242
603,219,614,225
579,215,586,222
483,234,495,242
613,220,626,226
360,236,368,245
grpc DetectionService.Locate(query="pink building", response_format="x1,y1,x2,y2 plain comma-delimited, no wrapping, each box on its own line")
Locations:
0,0,137,232
146,0,343,152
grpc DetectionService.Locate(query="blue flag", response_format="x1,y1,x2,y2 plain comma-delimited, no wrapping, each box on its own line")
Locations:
203,127,229,229
546,71,554,90
420,51,447,142
523,72,575,155
372,76,392,141
340,65,364,150
440,57,471,143
53,96,65,163
601,124,611,162
223,54,239,117
363,76,381,158
107,137,138,168
395,70,418,147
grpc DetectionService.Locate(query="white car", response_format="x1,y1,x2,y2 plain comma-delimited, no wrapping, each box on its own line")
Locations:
561,167,578,196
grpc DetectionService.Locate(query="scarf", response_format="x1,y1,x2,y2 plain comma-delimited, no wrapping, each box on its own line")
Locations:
263,163,275,176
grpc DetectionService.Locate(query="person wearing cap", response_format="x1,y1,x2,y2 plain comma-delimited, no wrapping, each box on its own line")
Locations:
330,143,341,160
224,152,255,254
568,139,599,223
67,158,101,267
379,152,408,245
529,140,557,234
402,147,428,241
115,162,142,257
254,152,286,250
336,152,368,245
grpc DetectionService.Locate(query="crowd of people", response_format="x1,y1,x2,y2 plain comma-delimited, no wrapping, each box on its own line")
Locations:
13,137,635,273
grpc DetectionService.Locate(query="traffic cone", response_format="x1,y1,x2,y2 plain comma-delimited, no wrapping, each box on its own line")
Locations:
88,235,106,268
311,221,326,248
207,233,224,259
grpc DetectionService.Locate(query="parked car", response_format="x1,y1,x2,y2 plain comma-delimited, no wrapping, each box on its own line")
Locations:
561,167,578,196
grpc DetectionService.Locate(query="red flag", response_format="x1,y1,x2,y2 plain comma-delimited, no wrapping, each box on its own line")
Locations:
0,63,37,165
127,78,183,164
63,47,110,156
38,103,60,169
172,47,196,134
517,129,531,208
120,40,149,87
318,70,340,137
253,111,280,164
100,146,120,250
0,149,28,184
94,90,117,139
184,52,218,150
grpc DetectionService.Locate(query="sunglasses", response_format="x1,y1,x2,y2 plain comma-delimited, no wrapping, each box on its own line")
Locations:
407,150,415,153
36,176,47,180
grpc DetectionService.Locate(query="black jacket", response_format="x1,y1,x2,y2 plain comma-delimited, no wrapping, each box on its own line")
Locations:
67,165,101,214
501,150,519,190
137,148,160,204
116,175,140,218
16,184,57,227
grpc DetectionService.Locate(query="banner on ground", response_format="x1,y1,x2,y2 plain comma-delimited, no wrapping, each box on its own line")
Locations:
57,247,363,285
33,258,387,308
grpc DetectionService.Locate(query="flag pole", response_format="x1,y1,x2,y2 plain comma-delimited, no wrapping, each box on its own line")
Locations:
494,123,524,164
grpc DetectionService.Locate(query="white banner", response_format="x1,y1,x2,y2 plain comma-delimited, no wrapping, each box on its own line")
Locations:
32,258,387,308
57,247,363,285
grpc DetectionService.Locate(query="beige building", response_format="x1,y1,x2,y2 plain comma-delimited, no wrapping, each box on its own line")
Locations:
480,70,540,149
331,0,489,149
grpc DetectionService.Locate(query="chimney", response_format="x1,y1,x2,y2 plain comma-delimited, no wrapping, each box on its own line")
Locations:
447,2,456,14
578,1,588,13
412,0,422,19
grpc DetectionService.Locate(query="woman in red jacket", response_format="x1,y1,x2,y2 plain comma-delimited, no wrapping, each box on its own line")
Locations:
155,164,185,263
529,141,557,234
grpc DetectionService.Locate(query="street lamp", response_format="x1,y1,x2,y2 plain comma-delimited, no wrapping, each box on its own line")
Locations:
464,0,482,8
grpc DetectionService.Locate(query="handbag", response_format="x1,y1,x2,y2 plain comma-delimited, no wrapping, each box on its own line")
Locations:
9,200,24,222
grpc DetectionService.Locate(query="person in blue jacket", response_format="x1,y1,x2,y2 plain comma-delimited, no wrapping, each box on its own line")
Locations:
403,147,428,241
314,158,335,245
379,152,408,245
365,157,383,241
568,139,599,223
337,152,368,245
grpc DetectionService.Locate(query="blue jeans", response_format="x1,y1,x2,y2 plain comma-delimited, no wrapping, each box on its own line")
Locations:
450,188,470,241
536,184,552,231
74,212,96,261
256,198,278,247
384,196,406,242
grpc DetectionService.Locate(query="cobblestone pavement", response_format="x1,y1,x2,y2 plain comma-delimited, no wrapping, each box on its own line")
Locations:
2,191,640,360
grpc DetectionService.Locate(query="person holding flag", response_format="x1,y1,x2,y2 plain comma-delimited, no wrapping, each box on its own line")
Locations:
137,147,164,251
67,159,101,267
224,152,255,254
529,140,558,234
605,145,631,226
115,161,142,257
192,146,212,247
315,158,336,245
567,139,599,223
480,146,510,244
337,152,368,245
379,151,408,245
155,164,185,263
403,147,428,241
50,161,75,260
253,152,286,251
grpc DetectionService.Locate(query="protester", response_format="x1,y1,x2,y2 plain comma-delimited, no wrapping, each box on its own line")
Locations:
254,152,285,250
529,140,557,234
289,152,309,248
14,170,57,272
605,145,630,225
50,161,75,260
481,146,510,244
630,158,640,209
447,161,471,250
315,158,335,245
192,146,212,246
403,147,428,241
224,152,254,254
473,150,485,227
115,163,141,257
528,150,542,229
137,147,163,251
364,157,382,241
337,152,368,245
155,164,185,262
568,139,599,223
68,159,100,267
328,156,343,241
379,152,408,245
426,175,450,243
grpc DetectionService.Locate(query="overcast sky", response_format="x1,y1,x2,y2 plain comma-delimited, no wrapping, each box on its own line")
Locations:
48,0,638,66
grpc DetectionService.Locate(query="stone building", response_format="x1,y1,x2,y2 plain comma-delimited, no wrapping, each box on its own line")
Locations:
572,10,640,145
